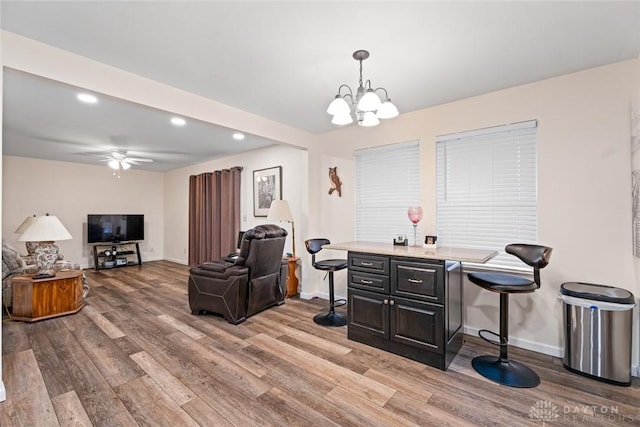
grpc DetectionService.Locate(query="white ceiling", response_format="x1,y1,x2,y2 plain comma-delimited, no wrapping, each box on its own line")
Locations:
2,1,640,171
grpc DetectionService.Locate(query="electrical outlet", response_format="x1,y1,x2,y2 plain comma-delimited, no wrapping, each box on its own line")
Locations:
183,248,187,254
242,214,247,222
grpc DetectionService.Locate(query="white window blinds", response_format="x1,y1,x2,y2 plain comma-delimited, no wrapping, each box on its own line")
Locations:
436,120,538,269
355,141,420,243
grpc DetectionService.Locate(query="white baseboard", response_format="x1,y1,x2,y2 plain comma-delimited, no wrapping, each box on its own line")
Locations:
162,257,187,265
0,380,5,402
298,291,346,303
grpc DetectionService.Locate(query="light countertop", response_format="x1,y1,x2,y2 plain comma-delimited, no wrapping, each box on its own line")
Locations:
324,241,498,264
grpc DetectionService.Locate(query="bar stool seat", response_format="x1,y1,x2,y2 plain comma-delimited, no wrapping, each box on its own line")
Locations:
305,238,347,327
468,243,552,388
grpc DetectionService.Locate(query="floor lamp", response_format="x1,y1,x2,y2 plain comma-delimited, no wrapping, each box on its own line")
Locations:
267,200,299,297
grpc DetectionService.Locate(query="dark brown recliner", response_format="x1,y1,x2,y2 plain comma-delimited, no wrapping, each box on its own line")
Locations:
188,224,288,324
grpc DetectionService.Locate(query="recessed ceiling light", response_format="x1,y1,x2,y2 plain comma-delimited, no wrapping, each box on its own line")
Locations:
171,117,186,126
77,93,98,104
232,132,245,141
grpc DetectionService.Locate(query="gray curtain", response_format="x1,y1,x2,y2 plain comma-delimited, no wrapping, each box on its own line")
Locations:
189,166,242,266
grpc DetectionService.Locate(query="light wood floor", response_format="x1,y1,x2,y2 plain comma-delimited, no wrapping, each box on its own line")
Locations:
1,261,639,426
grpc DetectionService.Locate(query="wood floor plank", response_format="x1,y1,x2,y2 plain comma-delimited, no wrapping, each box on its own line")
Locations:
250,314,353,356
130,351,195,406
246,333,397,407
180,396,234,427
63,312,145,388
0,349,59,426
114,375,199,427
157,313,206,339
2,260,638,426
325,385,420,427
51,390,93,427
81,304,126,339
165,330,272,398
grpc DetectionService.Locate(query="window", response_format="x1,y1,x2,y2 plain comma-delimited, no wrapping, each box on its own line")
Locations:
436,120,537,270
355,141,420,243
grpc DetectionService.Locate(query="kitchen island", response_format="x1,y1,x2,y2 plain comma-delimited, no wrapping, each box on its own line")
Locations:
325,241,498,370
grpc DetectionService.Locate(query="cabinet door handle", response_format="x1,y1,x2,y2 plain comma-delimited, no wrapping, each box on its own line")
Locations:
408,278,423,284
389,300,395,306
383,299,389,305
360,279,373,284
360,262,373,266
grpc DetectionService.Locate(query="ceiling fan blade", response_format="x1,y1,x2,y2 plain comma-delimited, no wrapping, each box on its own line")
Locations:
126,157,154,163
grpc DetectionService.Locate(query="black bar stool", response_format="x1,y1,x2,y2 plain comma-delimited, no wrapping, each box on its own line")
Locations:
305,238,348,326
467,244,553,388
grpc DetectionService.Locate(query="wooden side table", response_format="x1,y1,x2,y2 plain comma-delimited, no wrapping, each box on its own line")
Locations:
11,270,84,322
286,257,300,298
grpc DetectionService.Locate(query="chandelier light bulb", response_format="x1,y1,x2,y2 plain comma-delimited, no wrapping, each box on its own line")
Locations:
331,112,354,125
121,161,131,170
108,159,120,170
360,111,380,127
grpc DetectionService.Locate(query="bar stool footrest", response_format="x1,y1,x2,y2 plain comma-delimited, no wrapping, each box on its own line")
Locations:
333,298,347,308
478,329,507,347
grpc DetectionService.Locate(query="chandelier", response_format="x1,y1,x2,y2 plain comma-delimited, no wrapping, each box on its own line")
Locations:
327,50,399,127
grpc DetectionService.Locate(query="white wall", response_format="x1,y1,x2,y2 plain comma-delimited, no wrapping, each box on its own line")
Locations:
163,144,312,286
312,59,640,367
2,156,165,268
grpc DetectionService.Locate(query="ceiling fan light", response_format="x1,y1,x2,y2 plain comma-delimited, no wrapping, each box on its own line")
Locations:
170,117,186,126
331,112,353,125
359,111,380,127
377,99,399,119
121,161,131,170
357,89,382,112
327,96,350,116
108,159,120,169
77,93,98,104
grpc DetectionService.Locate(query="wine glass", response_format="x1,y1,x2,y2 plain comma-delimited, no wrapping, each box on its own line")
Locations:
407,206,423,246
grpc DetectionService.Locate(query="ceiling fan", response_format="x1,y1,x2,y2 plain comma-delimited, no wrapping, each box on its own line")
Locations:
102,151,153,171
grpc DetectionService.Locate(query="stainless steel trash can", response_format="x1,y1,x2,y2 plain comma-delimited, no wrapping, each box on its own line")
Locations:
559,282,636,386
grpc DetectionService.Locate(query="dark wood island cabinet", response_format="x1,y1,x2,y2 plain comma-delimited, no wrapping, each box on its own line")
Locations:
325,242,497,371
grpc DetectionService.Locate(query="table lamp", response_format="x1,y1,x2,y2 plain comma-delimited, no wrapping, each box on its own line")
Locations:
18,213,73,278
267,200,299,297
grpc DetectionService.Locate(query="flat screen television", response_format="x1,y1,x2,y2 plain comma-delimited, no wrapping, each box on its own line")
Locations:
87,214,144,244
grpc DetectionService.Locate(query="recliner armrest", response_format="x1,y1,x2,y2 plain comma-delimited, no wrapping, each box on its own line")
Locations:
190,261,248,279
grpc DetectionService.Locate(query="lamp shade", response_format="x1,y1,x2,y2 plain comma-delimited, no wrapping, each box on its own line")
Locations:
377,99,399,119
357,89,382,112
18,214,73,242
327,96,350,116
15,215,36,234
267,200,293,222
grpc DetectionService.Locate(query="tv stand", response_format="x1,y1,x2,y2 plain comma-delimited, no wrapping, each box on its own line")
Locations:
92,242,142,271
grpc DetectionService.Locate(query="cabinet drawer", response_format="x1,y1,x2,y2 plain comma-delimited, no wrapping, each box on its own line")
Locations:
390,297,443,353
391,260,444,303
349,253,389,275
349,271,389,293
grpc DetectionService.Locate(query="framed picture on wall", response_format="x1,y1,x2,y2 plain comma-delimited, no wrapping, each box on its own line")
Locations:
253,166,282,217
